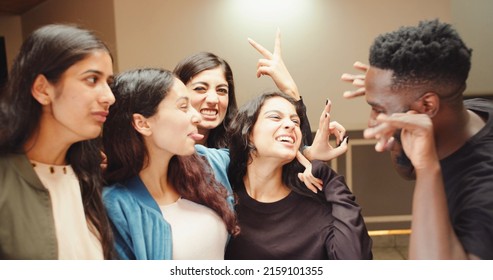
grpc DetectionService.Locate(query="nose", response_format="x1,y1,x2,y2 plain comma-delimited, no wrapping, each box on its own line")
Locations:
283,118,296,130
100,82,116,106
205,90,219,105
190,105,202,125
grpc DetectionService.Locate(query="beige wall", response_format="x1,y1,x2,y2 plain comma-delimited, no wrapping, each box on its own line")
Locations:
114,0,452,130
2,1,492,129
452,0,493,95
21,0,118,71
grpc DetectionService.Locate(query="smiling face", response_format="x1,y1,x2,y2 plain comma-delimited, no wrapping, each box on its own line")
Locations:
145,78,202,156
186,67,229,135
249,96,302,164
42,50,115,143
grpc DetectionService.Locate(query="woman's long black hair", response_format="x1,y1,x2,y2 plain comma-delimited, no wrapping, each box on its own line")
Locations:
0,24,114,259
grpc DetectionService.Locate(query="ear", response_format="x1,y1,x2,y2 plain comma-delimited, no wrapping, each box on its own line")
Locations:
132,113,152,136
415,92,440,118
31,74,54,105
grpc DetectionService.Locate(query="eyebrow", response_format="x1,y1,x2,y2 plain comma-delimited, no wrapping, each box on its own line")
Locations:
82,69,113,77
190,81,228,87
263,110,299,118
176,96,189,102
81,69,104,75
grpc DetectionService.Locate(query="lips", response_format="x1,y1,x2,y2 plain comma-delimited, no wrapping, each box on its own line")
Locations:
200,109,218,116
275,135,295,144
199,108,219,121
92,111,109,123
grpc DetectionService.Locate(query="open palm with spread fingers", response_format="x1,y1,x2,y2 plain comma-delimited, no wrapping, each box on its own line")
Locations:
341,61,368,99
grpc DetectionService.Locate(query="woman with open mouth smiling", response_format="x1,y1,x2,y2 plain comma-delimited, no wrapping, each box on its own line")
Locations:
222,91,372,259
174,30,312,149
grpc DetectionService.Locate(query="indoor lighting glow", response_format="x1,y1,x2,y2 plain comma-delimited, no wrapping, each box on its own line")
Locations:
230,0,311,23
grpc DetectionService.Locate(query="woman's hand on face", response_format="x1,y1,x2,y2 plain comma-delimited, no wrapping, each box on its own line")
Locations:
341,61,368,99
303,99,348,162
248,28,300,100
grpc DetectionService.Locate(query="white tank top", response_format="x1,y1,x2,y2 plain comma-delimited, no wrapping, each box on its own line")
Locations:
160,198,228,260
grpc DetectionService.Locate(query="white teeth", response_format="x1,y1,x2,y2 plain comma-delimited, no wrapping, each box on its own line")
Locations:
276,136,294,144
200,109,218,116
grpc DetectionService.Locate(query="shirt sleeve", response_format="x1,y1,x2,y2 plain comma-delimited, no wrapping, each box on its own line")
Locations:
296,97,313,146
311,160,373,259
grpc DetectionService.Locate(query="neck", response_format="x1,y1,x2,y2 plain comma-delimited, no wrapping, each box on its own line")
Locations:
244,157,290,203
139,151,180,205
24,128,71,165
435,104,485,159
196,127,210,146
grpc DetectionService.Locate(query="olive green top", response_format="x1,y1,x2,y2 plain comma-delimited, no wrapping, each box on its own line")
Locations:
0,153,57,259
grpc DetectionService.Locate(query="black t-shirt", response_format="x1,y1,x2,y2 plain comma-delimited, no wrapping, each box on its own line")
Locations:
441,98,493,259
225,161,372,260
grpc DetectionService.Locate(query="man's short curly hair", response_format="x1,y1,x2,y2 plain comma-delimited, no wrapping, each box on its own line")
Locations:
369,19,472,95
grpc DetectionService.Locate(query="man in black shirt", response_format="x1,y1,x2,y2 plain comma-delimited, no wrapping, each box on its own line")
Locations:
343,19,493,259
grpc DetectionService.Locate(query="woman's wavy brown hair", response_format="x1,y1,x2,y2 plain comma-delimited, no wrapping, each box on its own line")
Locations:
103,68,238,236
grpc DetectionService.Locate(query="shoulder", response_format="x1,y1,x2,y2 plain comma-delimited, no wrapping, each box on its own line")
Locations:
0,153,26,173
195,144,230,161
464,98,493,115
195,144,230,171
102,184,135,218
311,160,339,180
103,183,133,204
103,182,160,219
0,153,45,192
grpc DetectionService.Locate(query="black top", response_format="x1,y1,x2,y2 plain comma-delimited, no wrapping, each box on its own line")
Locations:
441,98,493,259
225,161,373,260
296,97,313,145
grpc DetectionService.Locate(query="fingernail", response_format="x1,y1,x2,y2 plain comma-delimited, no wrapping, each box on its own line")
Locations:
338,135,349,147
325,112,328,118
325,99,328,105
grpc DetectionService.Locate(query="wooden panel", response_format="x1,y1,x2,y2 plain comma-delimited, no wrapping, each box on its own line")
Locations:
336,131,415,231
0,0,47,15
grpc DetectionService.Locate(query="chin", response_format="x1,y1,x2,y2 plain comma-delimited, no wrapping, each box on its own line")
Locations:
200,121,221,130
278,152,296,162
81,129,103,141
180,145,196,156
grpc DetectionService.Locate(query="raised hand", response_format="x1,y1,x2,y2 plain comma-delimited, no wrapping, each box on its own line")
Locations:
341,61,368,99
248,28,300,100
363,111,438,171
303,99,348,162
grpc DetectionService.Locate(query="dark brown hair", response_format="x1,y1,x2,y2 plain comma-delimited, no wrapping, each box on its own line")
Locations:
103,68,239,236
0,24,114,259
173,52,237,148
